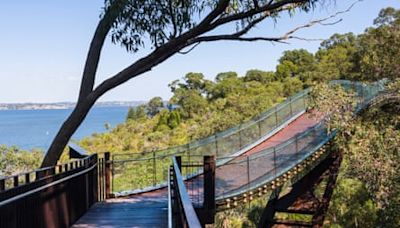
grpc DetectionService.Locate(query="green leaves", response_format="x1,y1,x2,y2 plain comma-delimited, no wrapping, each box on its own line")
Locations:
147,96,164,116
103,0,322,53
276,49,316,81
0,146,43,177
244,70,275,84
355,7,400,81
309,83,356,133
333,105,400,226
126,104,147,121
105,0,206,52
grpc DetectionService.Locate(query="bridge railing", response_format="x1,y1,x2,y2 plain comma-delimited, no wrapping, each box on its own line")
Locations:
105,80,386,195
213,80,387,204
0,154,100,228
330,79,387,109
169,157,202,228
110,89,310,194
214,117,330,201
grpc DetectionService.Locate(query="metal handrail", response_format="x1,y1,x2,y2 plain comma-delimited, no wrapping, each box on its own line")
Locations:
169,157,201,228
113,89,310,160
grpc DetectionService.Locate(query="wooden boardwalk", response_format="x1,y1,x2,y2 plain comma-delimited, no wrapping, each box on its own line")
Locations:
72,190,168,228
72,113,319,227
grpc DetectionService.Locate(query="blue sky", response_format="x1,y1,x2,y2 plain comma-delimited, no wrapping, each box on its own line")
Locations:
0,0,399,103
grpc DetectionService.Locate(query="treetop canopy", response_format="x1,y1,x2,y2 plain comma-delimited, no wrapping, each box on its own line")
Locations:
104,0,320,52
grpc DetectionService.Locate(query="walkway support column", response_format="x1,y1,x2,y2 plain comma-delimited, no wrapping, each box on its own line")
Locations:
258,144,342,228
104,152,112,199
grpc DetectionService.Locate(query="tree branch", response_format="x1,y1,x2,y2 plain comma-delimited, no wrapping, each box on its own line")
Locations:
210,0,306,28
189,1,359,45
88,0,316,100
178,42,201,54
89,0,233,99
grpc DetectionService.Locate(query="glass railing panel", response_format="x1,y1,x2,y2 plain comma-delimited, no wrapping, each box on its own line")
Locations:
216,131,241,157
276,103,291,124
190,140,217,156
291,95,306,115
259,113,277,137
248,150,275,184
240,121,260,149
112,158,154,192
215,158,249,198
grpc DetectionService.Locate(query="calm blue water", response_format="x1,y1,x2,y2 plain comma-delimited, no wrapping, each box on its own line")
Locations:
0,107,129,151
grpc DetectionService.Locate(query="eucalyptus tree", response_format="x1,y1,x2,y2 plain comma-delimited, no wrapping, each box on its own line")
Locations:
357,7,400,81
41,0,336,167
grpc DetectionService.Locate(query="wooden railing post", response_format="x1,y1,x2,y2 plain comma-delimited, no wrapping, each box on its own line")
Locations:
92,154,99,205
13,176,19,187
0,179,4,191
85,157,90,210
104,152,112,199
25,173,30,184
200,155,216,226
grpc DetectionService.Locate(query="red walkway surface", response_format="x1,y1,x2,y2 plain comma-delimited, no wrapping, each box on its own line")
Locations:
213,112,320,197
245,113,318,156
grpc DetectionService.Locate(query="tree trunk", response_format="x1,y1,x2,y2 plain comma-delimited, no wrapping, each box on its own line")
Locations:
41,97,96,167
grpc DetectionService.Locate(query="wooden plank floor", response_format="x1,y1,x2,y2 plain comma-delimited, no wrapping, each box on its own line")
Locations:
72,192,168,228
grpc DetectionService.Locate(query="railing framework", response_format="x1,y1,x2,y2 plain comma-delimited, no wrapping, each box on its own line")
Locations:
0,145,112,228
111,89,310,194
213,80,386,208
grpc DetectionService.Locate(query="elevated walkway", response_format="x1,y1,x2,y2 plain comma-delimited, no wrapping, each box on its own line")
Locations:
72,111,319,227
0,80,387,228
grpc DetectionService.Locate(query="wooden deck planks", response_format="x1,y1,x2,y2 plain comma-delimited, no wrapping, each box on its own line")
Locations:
72,195,168,228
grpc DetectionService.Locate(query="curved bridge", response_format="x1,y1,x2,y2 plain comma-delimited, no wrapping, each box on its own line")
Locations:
0,80,387,228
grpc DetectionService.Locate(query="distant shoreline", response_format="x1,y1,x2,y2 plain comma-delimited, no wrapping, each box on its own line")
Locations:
0,101,145,111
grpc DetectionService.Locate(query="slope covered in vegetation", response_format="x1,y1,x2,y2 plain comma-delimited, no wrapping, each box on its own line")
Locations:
79,70,303,153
